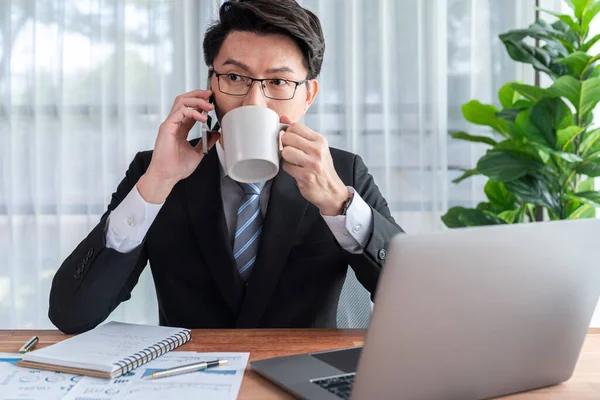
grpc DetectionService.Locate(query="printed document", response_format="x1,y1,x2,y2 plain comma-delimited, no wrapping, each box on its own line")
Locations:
61,351,249,400
0,352,80,400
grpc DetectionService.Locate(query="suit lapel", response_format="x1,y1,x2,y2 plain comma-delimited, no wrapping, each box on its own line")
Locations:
185,149,245,316
236,169,308,328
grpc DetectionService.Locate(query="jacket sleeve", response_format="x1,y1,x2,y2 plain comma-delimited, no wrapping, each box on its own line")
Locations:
48,152,151,334
344,154,404,300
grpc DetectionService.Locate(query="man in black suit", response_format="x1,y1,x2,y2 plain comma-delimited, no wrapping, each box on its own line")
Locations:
49,0,403,334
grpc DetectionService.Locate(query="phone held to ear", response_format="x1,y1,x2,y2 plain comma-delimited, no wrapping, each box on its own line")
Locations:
202,72,214,155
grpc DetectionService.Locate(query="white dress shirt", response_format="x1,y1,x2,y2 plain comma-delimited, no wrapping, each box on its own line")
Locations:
106,142,373,254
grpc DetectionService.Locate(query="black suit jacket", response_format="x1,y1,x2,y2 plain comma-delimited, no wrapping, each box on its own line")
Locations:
49,142,403,333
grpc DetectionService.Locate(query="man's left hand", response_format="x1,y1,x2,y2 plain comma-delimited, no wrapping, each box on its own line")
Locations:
280,116,351,216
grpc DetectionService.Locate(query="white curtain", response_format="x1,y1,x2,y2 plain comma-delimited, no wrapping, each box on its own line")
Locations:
2,0,597,329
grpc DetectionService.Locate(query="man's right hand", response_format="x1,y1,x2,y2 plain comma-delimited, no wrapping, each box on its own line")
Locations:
137,90,220,204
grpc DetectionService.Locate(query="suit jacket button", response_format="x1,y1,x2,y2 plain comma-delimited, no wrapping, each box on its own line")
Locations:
73,270,81,279
86,248,94,259
378,248,386,260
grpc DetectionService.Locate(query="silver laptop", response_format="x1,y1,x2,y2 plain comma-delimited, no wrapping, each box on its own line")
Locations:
250,219,600,400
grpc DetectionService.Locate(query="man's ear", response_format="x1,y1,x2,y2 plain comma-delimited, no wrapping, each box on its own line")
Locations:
303,79,319,114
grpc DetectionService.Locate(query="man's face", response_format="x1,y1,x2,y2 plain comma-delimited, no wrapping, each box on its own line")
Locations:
210,31,319,124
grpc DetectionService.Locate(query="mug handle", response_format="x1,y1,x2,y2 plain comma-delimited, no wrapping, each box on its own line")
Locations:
278,123,289,153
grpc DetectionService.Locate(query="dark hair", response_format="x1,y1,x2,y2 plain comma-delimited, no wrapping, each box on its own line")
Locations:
203,0,325,80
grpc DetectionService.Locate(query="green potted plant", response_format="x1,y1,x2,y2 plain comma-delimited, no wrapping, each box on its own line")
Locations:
443,0,600,227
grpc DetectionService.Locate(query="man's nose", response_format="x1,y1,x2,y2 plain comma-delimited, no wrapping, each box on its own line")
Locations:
242,80,267,107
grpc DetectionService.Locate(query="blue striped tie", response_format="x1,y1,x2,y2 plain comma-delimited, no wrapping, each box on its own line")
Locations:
233,182,264,281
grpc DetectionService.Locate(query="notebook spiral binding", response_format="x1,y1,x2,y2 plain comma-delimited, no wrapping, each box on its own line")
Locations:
112,330,191,377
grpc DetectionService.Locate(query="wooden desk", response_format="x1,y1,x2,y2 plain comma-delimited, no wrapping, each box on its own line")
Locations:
1,329,599,399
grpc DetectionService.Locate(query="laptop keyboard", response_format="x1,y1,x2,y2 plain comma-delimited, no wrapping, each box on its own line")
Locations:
312,373,355,399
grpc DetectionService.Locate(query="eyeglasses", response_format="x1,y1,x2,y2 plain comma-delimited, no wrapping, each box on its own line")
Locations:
211,70,308,100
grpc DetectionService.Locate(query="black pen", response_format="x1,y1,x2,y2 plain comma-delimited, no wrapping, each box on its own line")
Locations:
148,359,228,379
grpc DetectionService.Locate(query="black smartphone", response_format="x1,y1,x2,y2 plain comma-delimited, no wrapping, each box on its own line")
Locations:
202,72,214,154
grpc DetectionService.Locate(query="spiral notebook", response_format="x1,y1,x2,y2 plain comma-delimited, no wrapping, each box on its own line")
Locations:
17,321,191,379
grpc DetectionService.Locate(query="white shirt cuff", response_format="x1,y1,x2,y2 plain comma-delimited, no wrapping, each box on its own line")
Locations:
321,187,373,254
105,185,164,253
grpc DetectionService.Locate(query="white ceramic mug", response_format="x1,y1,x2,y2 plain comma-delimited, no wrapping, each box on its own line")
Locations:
221,105,288,183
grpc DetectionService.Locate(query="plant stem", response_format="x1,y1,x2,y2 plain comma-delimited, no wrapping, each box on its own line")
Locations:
534,205,544,221
558,168,578,220
527,205,536,222
519,204,527,223
561,169,577,192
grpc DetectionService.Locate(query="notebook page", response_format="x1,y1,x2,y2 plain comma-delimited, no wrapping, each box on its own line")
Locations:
22,322,190,374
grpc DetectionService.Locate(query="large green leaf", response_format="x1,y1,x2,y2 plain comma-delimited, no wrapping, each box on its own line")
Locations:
580,54,600,79
450,131,497,146
540,148,583,163
583,63,600,79
582,1,600,36
459,209,506,227
462,100,509,135
500,19,575,55
496,108,522,124
494,139,546,163
452,169,479,184
498,82,520,108
579,176,596,192
442,206,468,228
581,110,596,126
511,83,552,102
580,128,600,155
500,40,559,78
504,174,561,213
568,203,596,219
529,97,573,149
476,202,496,213
536,8,581,35
576,158,600,176
498,209,521,223
513,99,535,109
556,126,584,151
535,18,577,42
556,51,593,77
484,180,517,212
513,109,548,145
550,20,580,50
582,33,600,52
477,150,547,182
567,190,600,207
568,181,598,218
566,0,591,20
499,20,571,78
583,149,600,159
497,98,533,125
548,75,600,120
589,65,600,79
